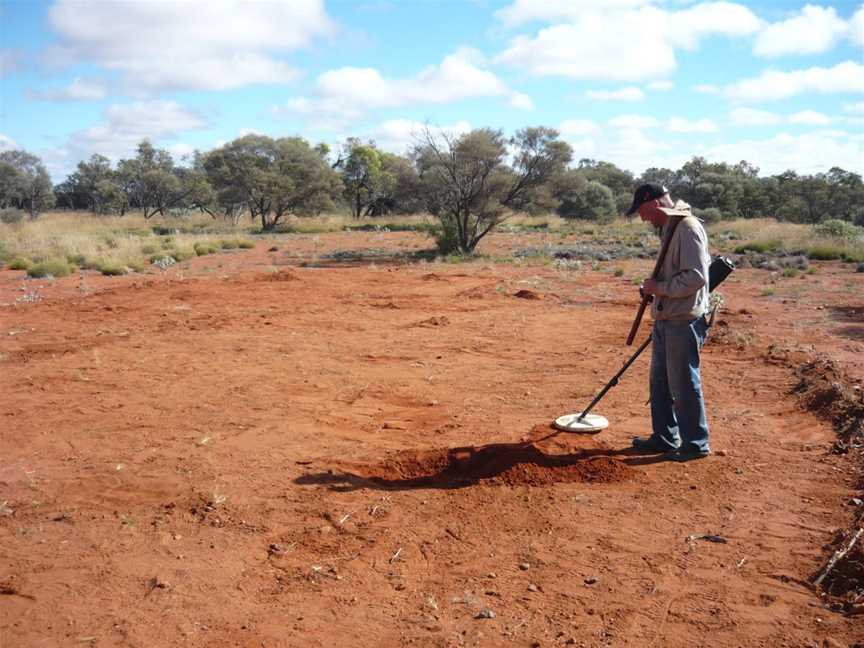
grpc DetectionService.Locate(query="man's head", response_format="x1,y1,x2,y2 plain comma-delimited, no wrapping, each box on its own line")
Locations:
626,183,673,227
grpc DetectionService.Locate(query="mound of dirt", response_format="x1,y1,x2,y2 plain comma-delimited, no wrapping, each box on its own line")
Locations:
514,289,540,300
260,270,300,282
409,315,450,328
355,443,635,488
793,357,864,609
792,357,864,449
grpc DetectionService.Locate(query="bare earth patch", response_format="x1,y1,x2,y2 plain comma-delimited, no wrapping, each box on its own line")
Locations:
1,231,862,647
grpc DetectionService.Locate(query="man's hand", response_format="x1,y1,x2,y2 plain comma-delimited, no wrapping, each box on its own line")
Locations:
641,278,659,297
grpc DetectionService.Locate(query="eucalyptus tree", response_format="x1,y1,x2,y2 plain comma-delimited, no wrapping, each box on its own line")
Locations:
414,126,571,254
0,150,55,218
203,134,340,231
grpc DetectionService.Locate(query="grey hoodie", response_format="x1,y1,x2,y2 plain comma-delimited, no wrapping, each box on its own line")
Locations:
651,200,711,321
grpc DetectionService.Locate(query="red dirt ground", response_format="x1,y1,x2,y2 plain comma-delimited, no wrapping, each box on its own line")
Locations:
1,231,863,647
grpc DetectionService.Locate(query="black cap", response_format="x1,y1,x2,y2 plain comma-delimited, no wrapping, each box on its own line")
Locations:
626,183,668,215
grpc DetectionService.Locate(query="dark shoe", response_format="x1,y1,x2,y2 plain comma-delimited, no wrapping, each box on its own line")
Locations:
632,436,679,453
665,447,710,462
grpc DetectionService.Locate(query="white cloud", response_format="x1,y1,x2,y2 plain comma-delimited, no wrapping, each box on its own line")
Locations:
729,107,781,125
664,2,763,50
558,119,600,136
852,6,864,47
238,128,264,138
363,119,472,155
814,129,848,138
66,101,209,163
705,132,864,175
586,87,644,101
725,61,864,101
510,92,535,110
754,5,848,57
495,0,651,27
608,114,658,129
30,77,107,101
0,134,18,151
693,84,720,94
666,117,717,133
495,3,761,82
47,0,334,92
788,110,831,125
844,101,864,114
274,48,527,128
647,80,673,91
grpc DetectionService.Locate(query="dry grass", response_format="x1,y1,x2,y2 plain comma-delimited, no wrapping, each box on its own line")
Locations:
715,218,864,262
0,211,259,275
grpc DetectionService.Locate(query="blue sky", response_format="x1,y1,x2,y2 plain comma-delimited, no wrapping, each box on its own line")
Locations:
1,0,862,182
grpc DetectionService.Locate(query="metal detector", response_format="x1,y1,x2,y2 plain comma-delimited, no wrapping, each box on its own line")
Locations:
554,256,735,433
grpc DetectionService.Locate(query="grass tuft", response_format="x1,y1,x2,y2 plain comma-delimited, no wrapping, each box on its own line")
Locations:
27,258,73,278
8,257,31,271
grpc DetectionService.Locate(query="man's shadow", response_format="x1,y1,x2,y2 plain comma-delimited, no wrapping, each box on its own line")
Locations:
293,432,670,492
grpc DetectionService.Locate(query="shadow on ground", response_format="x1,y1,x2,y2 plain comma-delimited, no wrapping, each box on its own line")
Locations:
294,437,672,492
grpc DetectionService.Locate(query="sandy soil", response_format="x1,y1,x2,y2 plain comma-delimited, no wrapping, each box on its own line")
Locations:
1,231,862,647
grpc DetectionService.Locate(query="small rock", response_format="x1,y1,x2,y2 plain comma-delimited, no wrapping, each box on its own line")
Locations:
267,543,286,556
475,608,495,619
584,577,597,585
518,562,530,571
527,583,539,592
486,572,496,579
715,449,727,457
850,498,863,507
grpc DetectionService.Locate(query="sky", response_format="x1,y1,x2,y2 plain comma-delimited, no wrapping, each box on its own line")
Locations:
1,0,862,183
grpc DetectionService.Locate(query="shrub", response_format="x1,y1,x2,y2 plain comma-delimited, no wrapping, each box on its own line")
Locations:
0,207,25,224
814,219,863,240
433,217,461,255
735,239,782,254
219,239,239,249
173,247,195,261
66,253,88,266
141,244,158,255
194,242,219,256
8,257,31,271
238,240,255,249
27,259,73,278
782,267,798,278
97,262,126,276
694,207,723,224
807,245,844,260
613,267,624,277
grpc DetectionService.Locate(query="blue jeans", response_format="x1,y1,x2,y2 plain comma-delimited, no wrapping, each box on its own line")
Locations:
649,317,710,453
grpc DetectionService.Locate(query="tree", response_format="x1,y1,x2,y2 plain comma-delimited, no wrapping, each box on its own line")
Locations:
337,138,386,219
366,152,423,216
414,126,571,254
203,134,340,231
0,150,55,218
556,179,616,222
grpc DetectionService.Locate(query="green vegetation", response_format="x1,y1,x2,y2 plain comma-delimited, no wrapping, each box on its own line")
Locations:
193,241,219,256
8,257,30,270
734,239,782,254
27,258,73,278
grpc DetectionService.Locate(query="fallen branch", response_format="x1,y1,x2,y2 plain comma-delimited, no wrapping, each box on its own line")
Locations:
813,527,863,588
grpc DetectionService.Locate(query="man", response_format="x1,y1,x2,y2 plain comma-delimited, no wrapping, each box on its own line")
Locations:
626,183,712,462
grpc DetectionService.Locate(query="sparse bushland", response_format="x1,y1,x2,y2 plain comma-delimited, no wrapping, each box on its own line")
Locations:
720,218,864,263
0,210,255,274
